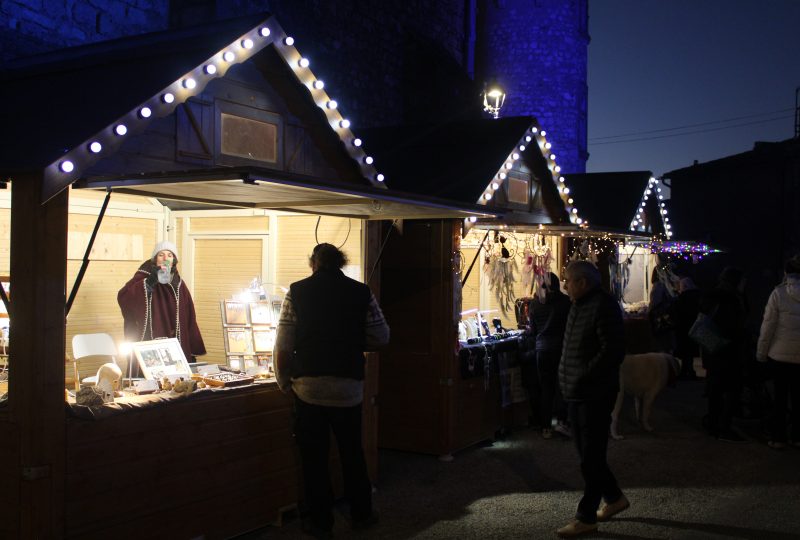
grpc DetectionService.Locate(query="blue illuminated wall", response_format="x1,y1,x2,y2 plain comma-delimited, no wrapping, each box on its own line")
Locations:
1,0,587,172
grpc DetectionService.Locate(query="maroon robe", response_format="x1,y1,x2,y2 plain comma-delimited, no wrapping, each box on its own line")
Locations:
117,261,206,361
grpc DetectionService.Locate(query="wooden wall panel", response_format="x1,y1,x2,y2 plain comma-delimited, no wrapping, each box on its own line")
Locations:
189,215,270,234
275,215,362,289
193,238,263,363
0,208,9,275
64,386,299,539
0,417,20,537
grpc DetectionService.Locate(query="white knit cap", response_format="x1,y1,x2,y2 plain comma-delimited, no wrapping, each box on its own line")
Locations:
151,241,179,262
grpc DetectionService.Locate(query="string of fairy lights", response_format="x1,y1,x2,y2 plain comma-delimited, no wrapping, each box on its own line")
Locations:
465,123,586,227
47,16,387,193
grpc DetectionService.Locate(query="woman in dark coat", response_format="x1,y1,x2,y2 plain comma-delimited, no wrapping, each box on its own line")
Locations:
671,277,701,379
528,272,571,438
118,241,206,363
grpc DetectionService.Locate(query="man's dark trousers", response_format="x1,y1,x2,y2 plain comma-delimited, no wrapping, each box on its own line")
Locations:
294,397,372,530
568,392,623,524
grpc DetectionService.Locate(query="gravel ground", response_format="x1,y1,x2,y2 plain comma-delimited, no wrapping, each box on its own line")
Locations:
240,376,800,539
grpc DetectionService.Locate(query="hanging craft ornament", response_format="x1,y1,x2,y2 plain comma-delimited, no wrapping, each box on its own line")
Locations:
486,231,518,314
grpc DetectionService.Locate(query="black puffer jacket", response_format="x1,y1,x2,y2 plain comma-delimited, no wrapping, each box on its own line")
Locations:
559,287,625,400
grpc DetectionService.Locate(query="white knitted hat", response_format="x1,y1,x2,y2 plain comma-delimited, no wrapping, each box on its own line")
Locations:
151,241,179,262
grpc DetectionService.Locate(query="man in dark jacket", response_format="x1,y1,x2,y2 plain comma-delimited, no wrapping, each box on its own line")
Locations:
274,243,390,539
556,261,628,538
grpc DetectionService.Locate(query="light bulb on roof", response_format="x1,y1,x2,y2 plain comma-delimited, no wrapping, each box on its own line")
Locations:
646,189,652,195
498,172,507,180
204,64,217,75
259,27,271,37
162,92,175,103
550,154,556,160
554,165,561,172
469,216,477,223
563,187,570,194
568,198,573,204
519,145,526,151
182,78,196,89
364,156,374,165
138,106,152,119
525,135,532,142
339,119,350,129
326,100,338,109
504,162,513,169
540,130,547,136
531,126,538,133
545,142,552,149
284,36,295,46
241,38,254,49
512,152,520,160
376,173,385,182
89,141,102,153
559,176,565,182
298,57,310,68
576,218,583,224
353,138,362,147
492,182,500,190
59,160,74,173
484,192,492,201
115,124,127,136
312,80,325,90
223,51,235,62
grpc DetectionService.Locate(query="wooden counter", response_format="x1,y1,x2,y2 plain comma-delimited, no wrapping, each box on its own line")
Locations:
65,383,297,539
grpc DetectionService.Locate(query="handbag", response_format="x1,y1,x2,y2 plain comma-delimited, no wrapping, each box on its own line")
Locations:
688,310,731,354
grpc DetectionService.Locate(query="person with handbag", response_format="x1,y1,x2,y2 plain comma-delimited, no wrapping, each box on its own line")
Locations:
699,266,748,443
756,255,800,449
672,277,702,379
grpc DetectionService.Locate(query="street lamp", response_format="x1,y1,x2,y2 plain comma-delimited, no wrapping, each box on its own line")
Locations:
483,83,506,119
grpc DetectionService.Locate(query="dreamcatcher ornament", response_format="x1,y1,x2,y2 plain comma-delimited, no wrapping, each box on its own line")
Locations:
609,250,631,302
521,234,553,300
483,231,519,314
569,239,599,264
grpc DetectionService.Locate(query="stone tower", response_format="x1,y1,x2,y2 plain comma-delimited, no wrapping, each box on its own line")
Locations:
477,0,589,173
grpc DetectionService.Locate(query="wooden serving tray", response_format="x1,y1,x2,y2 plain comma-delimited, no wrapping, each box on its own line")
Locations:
202,372,254,388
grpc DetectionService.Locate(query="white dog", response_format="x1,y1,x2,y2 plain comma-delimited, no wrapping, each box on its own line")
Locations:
611,353,680,440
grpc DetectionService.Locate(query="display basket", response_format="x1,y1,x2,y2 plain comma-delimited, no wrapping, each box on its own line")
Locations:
202,371,254,388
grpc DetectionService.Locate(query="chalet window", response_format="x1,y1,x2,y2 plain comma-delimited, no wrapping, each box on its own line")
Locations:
220,113,277,163
507,176,530,205
214,100,283,169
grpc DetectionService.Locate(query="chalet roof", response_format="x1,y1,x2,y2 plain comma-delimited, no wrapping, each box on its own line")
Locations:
358,117,572,224
561,171,669,237
0,13,389,203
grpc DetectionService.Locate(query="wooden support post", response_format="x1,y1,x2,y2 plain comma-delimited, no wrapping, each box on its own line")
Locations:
10,175,68,539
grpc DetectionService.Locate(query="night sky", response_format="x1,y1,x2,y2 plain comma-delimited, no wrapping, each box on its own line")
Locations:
587,0,800,177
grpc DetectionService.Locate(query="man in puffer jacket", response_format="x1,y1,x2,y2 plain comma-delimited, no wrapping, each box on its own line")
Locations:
555,261,627,538
757,254,800,449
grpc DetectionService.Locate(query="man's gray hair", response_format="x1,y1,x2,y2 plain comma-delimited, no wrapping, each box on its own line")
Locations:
566,260,601,287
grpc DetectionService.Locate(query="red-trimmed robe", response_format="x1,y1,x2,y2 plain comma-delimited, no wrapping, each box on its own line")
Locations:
118,262,206,361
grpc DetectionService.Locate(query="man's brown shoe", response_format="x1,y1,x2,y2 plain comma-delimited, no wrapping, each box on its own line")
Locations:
556,519,597,537
596,494,630,521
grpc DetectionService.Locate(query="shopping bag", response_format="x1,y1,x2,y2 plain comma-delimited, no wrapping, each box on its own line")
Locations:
688,312,730,354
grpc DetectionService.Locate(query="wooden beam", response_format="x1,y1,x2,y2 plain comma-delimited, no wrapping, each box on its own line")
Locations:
11,173,68,538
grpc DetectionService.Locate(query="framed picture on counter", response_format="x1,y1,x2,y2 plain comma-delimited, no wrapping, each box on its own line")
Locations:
252,329,275,353
225,328,253,354
249,301,273,326
131,338,192,381
222,301,248,326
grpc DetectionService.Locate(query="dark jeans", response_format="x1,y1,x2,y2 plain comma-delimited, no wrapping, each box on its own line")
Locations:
568,394,623,524
705,350,742,436
536,349,562,428
293,397,372,531
770,361,800,443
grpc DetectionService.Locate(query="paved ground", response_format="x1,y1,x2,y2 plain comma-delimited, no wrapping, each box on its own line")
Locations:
240,375,800,539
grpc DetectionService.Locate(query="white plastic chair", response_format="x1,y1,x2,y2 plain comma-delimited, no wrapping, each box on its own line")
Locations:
71,333,123,390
